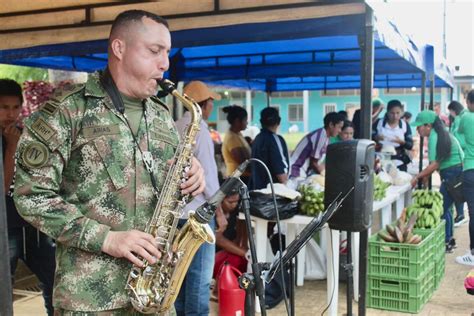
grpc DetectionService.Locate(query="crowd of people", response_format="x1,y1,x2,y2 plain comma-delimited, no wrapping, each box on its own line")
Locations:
2,8,474,316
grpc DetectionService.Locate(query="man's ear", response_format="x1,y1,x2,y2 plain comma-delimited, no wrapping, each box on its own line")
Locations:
110,38,125,60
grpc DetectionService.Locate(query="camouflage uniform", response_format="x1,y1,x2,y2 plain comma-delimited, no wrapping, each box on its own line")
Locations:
13,72,179,313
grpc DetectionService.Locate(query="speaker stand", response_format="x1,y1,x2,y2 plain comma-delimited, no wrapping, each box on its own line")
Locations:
343,232,354,316
358,229,368,316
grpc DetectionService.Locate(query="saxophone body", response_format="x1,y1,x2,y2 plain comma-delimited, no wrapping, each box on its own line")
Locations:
127,79,215,314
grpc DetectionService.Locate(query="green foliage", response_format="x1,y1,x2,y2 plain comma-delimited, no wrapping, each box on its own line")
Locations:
0,64,48,84
282,132,305,152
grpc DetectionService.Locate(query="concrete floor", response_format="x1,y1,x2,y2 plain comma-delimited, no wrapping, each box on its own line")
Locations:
13,217,474,316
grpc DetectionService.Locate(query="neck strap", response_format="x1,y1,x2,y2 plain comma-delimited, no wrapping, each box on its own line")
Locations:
100,68,125,114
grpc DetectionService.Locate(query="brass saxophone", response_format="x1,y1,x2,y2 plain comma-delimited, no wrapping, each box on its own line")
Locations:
127,79,215,314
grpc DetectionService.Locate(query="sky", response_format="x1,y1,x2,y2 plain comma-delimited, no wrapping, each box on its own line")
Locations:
367,0,474,76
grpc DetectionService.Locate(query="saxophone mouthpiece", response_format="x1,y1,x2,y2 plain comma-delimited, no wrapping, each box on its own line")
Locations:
157,79,176,94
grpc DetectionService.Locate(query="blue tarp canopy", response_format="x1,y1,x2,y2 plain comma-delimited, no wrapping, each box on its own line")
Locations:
0,12,453,90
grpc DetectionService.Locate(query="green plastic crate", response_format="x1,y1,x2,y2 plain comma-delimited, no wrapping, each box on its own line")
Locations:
367,263,434,314
434,256,445,290
368,230,433,280
414,220,445,263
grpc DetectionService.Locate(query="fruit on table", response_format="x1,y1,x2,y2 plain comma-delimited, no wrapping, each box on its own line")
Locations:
298,185,325,216
406,189,443,229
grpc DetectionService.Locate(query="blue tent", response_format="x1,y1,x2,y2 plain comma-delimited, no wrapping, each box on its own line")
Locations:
0,13,453,90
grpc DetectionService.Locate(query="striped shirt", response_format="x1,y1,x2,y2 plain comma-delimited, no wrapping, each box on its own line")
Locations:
289,127,328,178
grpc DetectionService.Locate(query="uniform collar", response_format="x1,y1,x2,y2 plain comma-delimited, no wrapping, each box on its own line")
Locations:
84,71,107,98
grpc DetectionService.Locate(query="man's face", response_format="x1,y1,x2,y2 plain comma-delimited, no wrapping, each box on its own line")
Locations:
329,121,344,137
201,99,214,120
0,95,22,129
120,18,171,99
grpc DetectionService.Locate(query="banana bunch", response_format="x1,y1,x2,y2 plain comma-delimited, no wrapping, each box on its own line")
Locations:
298,185,325,216
374,175,391,201
407,189,443,229
378,214,423,244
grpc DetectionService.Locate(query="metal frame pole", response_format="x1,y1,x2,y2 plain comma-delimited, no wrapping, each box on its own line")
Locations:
418,73,426,186
358,5,374,316
0,135,13,316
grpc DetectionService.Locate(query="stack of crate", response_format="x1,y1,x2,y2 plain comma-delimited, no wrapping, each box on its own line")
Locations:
414,220,446,289
367,229,435,313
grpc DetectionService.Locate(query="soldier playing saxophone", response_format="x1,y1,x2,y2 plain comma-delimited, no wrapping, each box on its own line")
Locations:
13,10,205,315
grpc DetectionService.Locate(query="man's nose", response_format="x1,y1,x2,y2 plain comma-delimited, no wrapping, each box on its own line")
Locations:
158,54,169,72
7,109,16,118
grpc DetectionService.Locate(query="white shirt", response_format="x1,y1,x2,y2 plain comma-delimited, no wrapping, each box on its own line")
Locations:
175,112,220,218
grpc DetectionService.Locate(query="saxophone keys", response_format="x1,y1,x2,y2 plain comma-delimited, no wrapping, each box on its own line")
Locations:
130,268,140,279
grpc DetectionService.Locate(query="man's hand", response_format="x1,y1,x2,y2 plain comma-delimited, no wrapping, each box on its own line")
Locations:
102,230,161,267
3,124,21,148
181,157,205,196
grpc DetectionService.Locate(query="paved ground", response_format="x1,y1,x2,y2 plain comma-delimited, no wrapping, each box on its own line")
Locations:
14,218,473,315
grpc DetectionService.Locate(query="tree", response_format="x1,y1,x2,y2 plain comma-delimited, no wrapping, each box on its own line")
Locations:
0,64,48,83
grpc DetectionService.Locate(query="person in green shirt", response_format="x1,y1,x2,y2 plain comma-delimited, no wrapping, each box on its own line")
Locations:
330,120,354,143
411,110,463,252
456,90,474,266
448,100,467,225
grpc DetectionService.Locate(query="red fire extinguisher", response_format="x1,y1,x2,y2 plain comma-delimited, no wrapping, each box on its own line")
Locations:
218,262,246,316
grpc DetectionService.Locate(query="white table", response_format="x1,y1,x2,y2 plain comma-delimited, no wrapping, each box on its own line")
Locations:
241,183,413,316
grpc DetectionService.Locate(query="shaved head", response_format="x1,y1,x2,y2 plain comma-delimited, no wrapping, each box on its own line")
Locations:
107,9,171,99
109,10,168,44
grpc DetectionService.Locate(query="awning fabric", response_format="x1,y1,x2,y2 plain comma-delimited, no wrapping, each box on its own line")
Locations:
0,12,453,90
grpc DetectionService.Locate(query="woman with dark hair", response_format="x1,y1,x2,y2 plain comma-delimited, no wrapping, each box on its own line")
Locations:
337,120,354,141
374,99,413,171
456,90,474,266
221,105,251,183
411,110,464,253
447,100,468,225
448,100,467,149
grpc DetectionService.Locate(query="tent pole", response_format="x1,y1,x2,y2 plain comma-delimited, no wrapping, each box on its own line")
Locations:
428,74,435,189
358,5,374,316
418,73,427,185
429,74,435,111
0,136,13,316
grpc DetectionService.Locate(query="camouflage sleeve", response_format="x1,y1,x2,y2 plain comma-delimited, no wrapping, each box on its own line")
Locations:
13,95,110,254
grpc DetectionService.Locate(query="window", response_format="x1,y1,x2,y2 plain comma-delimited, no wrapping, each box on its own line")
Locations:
323,103,337,115
288,104,303,122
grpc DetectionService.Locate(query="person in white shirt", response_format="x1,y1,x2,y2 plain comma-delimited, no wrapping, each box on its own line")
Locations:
174,80,227,315
374,99,414,171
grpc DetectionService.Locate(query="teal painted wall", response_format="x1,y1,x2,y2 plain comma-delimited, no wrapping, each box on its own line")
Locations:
208,89,442,134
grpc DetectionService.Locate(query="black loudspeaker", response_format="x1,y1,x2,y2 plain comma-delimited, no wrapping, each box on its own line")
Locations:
325,140,375,232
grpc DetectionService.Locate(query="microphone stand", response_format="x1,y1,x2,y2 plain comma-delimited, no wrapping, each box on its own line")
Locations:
238,184,267,316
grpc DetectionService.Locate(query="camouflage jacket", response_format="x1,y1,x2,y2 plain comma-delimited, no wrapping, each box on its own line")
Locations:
13,72,179,311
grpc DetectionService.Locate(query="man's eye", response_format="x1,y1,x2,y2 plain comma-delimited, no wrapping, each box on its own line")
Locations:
150,49,159,54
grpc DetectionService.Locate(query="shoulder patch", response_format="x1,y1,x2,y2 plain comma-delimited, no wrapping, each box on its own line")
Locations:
21,142,50,169
31,117,57,142
40,100,61,116
50,84,85,103
150,95,170,112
